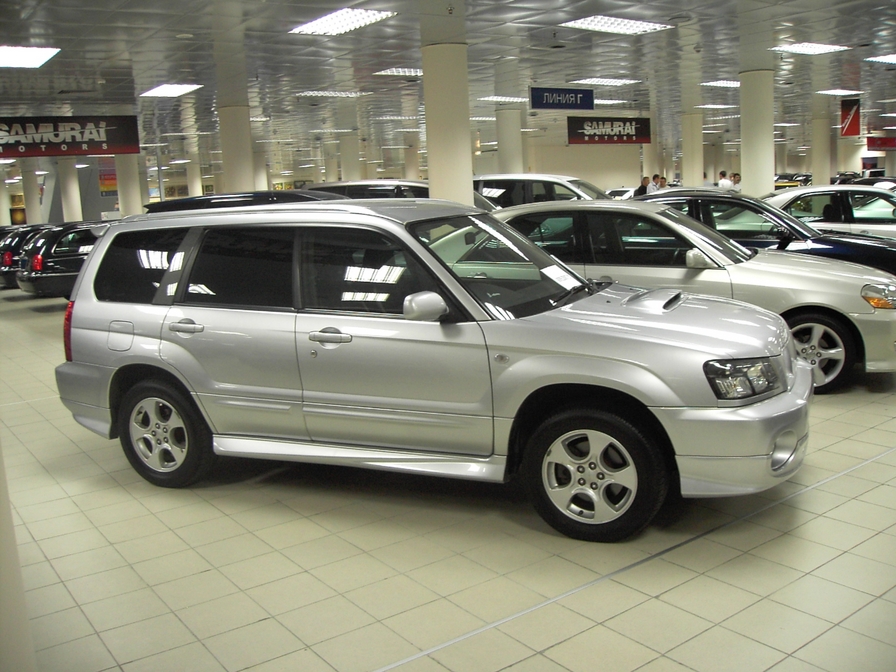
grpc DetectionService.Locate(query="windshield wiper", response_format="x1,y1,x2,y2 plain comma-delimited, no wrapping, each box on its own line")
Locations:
550,279,608,307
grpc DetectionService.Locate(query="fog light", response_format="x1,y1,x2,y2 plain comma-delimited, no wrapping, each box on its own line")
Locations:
770,430,798,471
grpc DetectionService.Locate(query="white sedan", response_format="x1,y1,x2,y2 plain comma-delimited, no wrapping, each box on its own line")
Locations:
764,185,896,238
494,199,896,393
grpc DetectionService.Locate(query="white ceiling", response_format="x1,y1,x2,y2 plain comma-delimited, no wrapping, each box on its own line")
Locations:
2,0,896,177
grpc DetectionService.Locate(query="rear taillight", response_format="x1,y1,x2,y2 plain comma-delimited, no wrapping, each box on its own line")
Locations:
31,254,44,272
63,301,74,362
1,251,11,267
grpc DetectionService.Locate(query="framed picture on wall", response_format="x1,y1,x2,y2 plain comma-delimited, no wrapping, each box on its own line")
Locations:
164,186,176,198
203,184,214,194
176,185,189,197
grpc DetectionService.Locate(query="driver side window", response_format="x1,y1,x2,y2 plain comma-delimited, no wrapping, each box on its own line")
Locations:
587,213,690,266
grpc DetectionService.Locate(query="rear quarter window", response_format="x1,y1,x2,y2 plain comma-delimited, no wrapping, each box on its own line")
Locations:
94,228,190,303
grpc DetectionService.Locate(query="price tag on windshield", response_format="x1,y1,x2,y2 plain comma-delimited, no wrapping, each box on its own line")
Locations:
541,265,581,290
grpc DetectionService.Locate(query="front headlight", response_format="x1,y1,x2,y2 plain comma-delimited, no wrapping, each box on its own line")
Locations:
862,284,896,309
704,357,784,401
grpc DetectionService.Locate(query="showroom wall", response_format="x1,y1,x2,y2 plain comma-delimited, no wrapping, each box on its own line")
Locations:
526,143,642,191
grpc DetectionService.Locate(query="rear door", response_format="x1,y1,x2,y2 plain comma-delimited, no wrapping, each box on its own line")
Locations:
845,189,896,237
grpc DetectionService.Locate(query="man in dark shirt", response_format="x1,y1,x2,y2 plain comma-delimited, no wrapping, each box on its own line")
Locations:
634,176,650,196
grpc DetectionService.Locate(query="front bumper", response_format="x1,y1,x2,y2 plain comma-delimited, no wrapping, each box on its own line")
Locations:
653,358,813,497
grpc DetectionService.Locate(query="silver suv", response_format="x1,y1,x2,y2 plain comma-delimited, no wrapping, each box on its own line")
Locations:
56,200,813,542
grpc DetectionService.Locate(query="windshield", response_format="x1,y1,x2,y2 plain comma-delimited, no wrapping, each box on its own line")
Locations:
569,179,609,200
659,207,755,263
410,214,593,319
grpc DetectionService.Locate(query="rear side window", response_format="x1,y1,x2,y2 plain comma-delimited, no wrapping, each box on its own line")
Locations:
53,228,98,255
94,228,189,303
480,180,524,208
185,227,294,308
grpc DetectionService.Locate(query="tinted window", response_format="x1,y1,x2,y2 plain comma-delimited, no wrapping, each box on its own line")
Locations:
585,212,691,266
95,228,189,303
705,202,781,239
480,181,524,208
507,212,584,262
185,228,294,308
53,228,98,255
785,193,841,223
849,191,896,223
300,227,437,315
551,183,580,201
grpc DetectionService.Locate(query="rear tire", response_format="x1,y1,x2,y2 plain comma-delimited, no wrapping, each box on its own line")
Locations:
522,407,668,542
118,380,214,487
786,312,856,394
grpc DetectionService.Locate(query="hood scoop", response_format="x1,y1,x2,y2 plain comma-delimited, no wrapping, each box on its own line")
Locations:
621,288,685,313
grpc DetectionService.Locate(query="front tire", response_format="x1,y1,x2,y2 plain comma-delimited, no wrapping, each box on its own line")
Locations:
522,408,668,542
786,312,856,394
118,380,214,487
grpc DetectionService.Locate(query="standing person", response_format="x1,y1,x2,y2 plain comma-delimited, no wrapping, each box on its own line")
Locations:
634,176,650,196
718,170,733,189
731,173,742,192
659,176,668,189
646,174,661,193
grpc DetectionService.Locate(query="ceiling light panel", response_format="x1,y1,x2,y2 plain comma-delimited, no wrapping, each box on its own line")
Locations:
374,68,423,76
0,45,60,68
593,100,627,105
140,84,203,97
478,96,527,102
561,15,673,35
290,9,397,36
571,78,640,86
701,80,740,88
297,90,371,97
770,42,850,55
865,54,896,64
695,104,737,109
817,89,863,96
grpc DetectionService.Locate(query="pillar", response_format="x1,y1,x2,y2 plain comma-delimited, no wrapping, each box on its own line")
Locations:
253,151,268,190
775,142,787,174
22,158,43,224
339,134,362,180
58,156,83,222
186,153,203,196
887,129,896,176
219,106,254,192
642,112,660,178
837,136,863,173
0,177,11,227
114,153,144,216
811,99,832,187
404,132,420,180
681,113,704,188
739,70,775,196
495,58,523,174
324,143,339,182
422,43,475,205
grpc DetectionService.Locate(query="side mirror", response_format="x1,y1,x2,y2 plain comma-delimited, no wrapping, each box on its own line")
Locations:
403,291,449,322
685,248,716,269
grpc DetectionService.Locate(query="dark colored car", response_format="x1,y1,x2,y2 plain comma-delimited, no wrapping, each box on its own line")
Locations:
638,188,896,277
16,222,102,298
1,224,52,289
144,189,345,213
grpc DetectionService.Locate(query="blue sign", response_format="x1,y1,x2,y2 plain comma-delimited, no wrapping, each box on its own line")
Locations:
530,87,594,110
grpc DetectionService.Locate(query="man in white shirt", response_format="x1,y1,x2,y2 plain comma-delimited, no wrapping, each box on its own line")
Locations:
718,170,733,189
731,173,742,192
646,174,661,193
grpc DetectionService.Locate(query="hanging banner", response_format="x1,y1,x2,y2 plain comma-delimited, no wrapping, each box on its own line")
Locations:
98,157,118,197
867,137,896,151
0,115,140,157
567,117,650,144
530,87,594,110
840,99,860,137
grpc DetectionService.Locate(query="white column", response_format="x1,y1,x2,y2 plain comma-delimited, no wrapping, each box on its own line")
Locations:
739,70,775,197
0,442,38,672
496,109,523,173
339,134,362,180
219,106,254,192
114,153,144,216
837,136,863,172
58,156,83,222
404,133,420,179
253,151,268,190
642,113,660,177
422,43,475,206
0,178,11,227
680,113,704,188
703,144,716,184
213,172,225,194
811,113,832,187
324,142,339,182
22,158,43,224
186,153,203,196
775,142,787,174
887,130,896,176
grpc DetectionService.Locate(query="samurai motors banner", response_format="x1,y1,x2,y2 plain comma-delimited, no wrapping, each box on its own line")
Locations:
568,117,650,144
0,116,140,157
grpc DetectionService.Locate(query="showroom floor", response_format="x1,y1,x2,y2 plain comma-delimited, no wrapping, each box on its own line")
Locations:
2,289,896,672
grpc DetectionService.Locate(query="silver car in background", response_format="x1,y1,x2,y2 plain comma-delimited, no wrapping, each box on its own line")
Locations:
764,185,896,238
494,199,896,393
57,200,812,542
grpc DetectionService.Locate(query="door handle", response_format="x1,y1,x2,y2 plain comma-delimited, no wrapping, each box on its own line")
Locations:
309,329,352,344
169,319,204,334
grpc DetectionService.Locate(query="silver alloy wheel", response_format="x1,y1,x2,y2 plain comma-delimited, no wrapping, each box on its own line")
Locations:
790,322,846,387
128,396,189,473
541,428,638,524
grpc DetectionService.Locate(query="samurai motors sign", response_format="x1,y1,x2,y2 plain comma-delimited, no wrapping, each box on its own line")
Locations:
568,117,651,144
0,116,140,157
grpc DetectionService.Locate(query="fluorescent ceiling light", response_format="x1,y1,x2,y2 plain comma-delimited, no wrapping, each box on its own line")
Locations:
375,115,418,120
521,128,542,132
478,96,527,103
75,164,89,168
695,104,737,109
394,128,422,132
702,130,721,134
280,171,293,175
159,131,214,136
290,8,396,36
0,46,60,68
571,77,640,86
877,98,896,104
308,129,355,133
34,170,49,175
5,179,19,184
709,114,740,120
866,54,896,64
374,68,422,76
298,164,315,168
817,89,863,96
250,116,270,122
381,145,409,149
140,84,203,97
884,126,896,130
0,158,16,164
774,122,800,127
593,99,627,105
297,90,371,97
770,42,850,55
169,159,191,164
140,143,169,147
470,116,496,121
701,80,740,88
255,138,295,143
881,113,896,117
561,15,673,35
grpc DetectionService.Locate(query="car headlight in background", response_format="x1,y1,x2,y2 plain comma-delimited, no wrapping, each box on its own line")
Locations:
704,358,785,401
861,284,896,309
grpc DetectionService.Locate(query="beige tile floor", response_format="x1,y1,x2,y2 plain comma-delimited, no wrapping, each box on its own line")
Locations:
2,288,896,672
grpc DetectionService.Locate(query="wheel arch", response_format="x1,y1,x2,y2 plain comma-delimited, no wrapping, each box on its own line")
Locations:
780,305,865,363
505,384,677,483
108,364,202,439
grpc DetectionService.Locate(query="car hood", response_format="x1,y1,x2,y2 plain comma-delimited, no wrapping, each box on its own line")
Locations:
745,248,896,285
524,283,790,359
